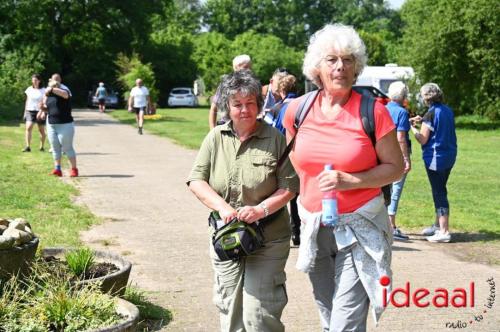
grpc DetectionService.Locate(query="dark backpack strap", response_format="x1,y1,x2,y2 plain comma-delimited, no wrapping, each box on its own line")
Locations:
360,94,377,146
277,90,320,168
359,94,392,206
294,89,321,130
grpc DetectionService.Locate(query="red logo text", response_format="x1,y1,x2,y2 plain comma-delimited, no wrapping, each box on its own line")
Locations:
380,276,475,308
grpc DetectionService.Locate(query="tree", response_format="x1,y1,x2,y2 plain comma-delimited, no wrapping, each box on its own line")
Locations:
191,32,233,94
0,0,163,103
202,0,398,49
230,31,304,90
115,53,159,103
398,0,500,118
0,46,46,121
358,30,388,65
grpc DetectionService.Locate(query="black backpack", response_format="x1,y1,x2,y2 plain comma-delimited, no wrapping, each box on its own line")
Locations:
285,89,392,206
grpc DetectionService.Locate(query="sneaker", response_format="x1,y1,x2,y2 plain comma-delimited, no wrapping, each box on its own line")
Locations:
426,231,451,243
50,169,62,177
138,127,143,135
22,146,31,152
39,147,45,152
422,224,440,236
393,228,410,241
69,168,79,177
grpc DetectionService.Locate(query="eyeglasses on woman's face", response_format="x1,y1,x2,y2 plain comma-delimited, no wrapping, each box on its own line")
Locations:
323,55,355,68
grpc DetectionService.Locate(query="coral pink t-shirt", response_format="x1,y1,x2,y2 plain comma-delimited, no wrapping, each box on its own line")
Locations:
283,90,395,213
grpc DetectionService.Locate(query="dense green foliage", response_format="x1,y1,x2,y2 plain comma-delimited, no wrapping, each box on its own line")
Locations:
116,53,159,103
0,0,497,118
399,0,500,119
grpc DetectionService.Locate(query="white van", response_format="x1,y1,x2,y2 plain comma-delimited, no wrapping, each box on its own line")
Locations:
356,64,414,94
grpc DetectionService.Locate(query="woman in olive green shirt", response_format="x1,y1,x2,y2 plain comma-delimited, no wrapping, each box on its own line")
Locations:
187,70,299,332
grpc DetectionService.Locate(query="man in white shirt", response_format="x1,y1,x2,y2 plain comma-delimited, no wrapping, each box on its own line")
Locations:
128,78,151,135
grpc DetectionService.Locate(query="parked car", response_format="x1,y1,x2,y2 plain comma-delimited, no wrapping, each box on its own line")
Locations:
352,85,390,105
167,87,198,107
87,88,120,109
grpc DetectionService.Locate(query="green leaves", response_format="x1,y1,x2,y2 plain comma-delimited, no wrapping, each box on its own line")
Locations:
399,0,500,118
115,53,159,103
64,248,95,278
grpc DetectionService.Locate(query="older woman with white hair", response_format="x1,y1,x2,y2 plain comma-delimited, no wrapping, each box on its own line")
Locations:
410,83,457,243
283,24,403,331
188,70,298,331
386,81,412,241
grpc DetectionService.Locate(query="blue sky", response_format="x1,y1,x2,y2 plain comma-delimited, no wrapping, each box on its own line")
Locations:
388,0,405,9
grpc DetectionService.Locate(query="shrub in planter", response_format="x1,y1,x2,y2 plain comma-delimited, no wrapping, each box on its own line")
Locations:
65,247,96,278
42,248,132,296
0,260,139,332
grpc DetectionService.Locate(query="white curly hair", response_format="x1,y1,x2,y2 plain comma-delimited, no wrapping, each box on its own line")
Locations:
388,81,408,102
303,24,367,88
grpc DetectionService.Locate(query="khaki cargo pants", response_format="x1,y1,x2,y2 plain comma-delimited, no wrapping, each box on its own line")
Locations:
209,237,290,332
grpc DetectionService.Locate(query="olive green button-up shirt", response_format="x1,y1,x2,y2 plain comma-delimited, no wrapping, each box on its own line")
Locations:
188,120,299,240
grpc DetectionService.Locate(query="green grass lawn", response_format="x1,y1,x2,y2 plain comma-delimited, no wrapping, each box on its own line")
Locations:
111,109,500,238
401,129,500,237
110,107,210,149
0,123,99,247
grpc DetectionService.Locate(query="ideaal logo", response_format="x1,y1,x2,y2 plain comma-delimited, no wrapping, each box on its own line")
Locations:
379,276,496,329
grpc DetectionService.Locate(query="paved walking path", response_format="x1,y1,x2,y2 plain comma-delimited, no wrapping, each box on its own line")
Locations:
72,109,499,332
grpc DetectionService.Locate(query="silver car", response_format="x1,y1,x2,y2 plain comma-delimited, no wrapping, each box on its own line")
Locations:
167,87,198,107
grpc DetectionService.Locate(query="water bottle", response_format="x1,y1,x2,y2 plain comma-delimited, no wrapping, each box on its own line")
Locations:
322,164,339,227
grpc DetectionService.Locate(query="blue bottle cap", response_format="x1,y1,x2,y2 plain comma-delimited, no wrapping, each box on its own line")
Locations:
324,164,333,171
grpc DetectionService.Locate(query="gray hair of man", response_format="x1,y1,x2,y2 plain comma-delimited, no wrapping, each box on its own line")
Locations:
303,23,367,88
388,81,408,103
420,83,443,105
216,70,263,120
232,54,252,71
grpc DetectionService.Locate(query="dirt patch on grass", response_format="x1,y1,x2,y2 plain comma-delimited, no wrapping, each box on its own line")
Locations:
406,230,500,266
441,241,500,266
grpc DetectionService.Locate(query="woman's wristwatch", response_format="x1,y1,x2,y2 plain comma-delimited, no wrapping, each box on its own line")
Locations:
259,202,269,218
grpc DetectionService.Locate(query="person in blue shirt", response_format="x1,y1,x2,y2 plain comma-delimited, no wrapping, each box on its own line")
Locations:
264,72,301,245
410,83,457,243
386,81,411,241
95,82,107,113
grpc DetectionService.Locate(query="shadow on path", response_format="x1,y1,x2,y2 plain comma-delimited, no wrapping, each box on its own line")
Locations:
80,174,134,178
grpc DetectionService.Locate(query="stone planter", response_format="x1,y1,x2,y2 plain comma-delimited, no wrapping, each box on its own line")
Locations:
0,236,39,281
89,298,139,332
43,248,132,296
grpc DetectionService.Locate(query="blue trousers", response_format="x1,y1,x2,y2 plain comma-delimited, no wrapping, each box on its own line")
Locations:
387,173,408,216
425,167,452,216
